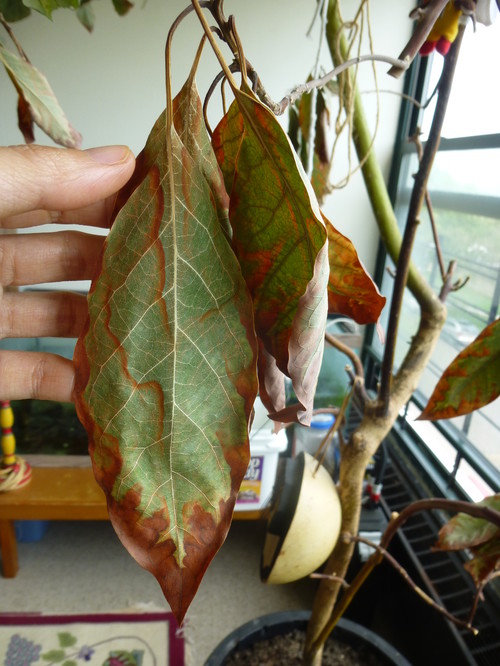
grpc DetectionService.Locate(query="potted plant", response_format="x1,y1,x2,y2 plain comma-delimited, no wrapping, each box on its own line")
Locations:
1,1,499,664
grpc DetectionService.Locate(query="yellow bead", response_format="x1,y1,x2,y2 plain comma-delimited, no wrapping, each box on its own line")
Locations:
0,404,14,430
1,432,16,465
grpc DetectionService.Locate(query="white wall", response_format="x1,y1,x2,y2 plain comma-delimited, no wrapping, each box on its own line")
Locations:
0,0,414,271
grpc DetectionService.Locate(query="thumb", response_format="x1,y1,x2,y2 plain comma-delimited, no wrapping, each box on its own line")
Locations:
0,144,135,218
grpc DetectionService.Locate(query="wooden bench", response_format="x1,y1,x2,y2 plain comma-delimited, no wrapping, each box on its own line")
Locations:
0,466,108,577
0,465,266,578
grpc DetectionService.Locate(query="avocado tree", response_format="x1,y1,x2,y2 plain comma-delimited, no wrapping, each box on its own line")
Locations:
1,1,499,664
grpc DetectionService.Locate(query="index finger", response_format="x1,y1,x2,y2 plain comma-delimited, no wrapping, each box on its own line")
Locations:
0,144,135,223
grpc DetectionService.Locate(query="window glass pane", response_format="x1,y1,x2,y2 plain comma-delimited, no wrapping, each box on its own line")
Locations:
378,146,500,476
421,19,500,139
403,403,494,501
427,147,500,198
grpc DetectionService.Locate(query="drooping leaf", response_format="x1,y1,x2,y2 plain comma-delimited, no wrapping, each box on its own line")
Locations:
0,43,81,147
288,83,385,325
6,69,36,143
325,218,386,324
435,495,500,551
434,495,500,587
74,75,258,622
76,0,95,31
111,0,133,16
22,0,78,19
464,538,500,588
212,84,329,424
420,318,500,420
0,0,31,21
16,88,35,143
256,340,286,425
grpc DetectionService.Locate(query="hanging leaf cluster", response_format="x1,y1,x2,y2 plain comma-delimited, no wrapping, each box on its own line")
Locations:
73,7,385,625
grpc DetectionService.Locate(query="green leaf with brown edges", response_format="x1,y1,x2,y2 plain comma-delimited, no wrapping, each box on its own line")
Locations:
325,218,386,324
0,43,81,147
435,495,500,551
464,538,500,587
212,84,329,424
435,495,500,587
420,318,500,421
74,68,257,623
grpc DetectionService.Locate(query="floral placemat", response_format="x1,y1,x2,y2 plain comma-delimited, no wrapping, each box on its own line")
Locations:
0,612,184,665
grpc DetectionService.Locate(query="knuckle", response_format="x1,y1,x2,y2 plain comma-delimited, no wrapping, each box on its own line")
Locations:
59,293,80,337
59,231,86,280
30,356,47,399
0,236,16,287
0,291,13,340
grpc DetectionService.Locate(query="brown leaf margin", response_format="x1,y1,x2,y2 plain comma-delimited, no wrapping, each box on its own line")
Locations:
325,217,386,325
420,318,500,421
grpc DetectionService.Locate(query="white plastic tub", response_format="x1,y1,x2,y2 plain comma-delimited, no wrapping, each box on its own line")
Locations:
235,399,288,512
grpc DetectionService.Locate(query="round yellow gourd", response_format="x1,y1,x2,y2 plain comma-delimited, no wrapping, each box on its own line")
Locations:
261,451,342,584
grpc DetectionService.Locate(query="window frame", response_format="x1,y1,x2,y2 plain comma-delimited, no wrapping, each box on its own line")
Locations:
362,52,500,499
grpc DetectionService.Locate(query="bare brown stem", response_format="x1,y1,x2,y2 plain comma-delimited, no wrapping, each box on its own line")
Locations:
324,331,368,403
388,0,451,78
313,386,354,474
0,13,30,61
411,131,447,282
382,498,500,540
439,260,457,302
308,497,500,660
349,534,478,634
378,25,465,414
277,53,409,114
426,190,447,281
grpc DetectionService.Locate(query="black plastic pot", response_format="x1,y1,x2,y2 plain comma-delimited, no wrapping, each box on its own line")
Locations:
204,610,412,665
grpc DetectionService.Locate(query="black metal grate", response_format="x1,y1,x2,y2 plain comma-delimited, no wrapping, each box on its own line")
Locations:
380,444,500,666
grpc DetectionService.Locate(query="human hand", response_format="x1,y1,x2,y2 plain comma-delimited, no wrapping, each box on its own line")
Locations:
0,144,135,402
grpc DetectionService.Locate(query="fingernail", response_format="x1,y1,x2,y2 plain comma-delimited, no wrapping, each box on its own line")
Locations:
86,145,131,165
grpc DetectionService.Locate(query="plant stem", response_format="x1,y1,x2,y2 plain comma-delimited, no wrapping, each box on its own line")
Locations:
191,0,240,92
411,132,447,282
325,6,437,313
324,332,365,388
378,25,465,413
388,0,451,78
303,3,458,664
0,14,30,61
278,53,409,114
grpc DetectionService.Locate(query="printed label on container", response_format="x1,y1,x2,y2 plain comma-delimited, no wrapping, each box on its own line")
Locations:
237,456,263,504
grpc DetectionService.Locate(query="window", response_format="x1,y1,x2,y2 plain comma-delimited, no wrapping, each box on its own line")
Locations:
367,18,500,499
